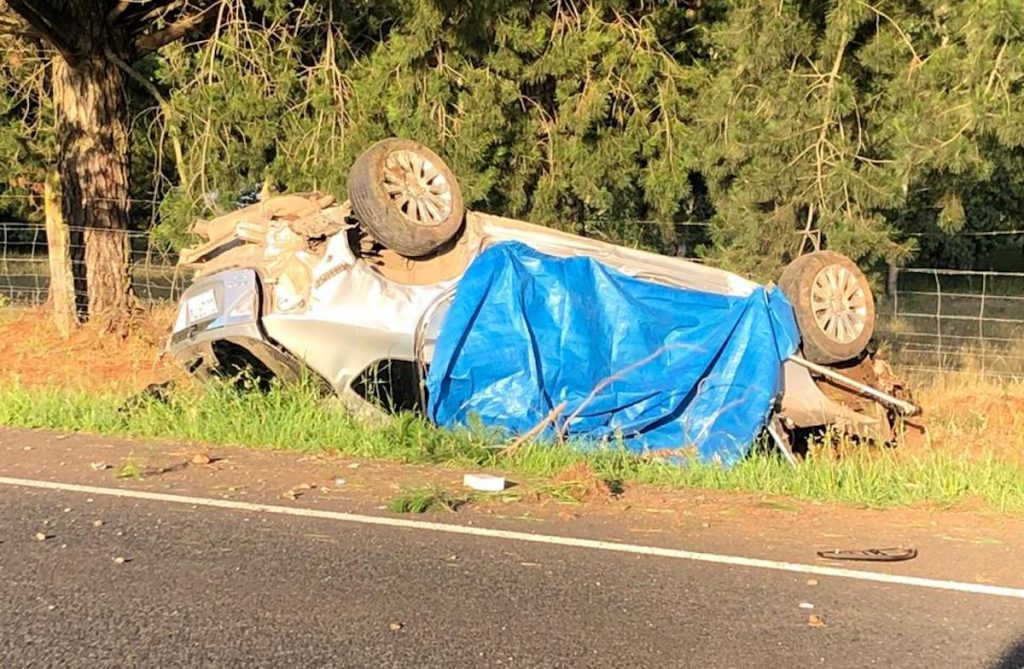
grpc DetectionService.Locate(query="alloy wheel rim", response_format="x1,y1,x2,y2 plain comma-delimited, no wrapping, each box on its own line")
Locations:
382,149,453,227
809,264,868,344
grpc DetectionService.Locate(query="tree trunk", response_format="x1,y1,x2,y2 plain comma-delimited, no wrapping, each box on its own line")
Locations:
52,53,135,325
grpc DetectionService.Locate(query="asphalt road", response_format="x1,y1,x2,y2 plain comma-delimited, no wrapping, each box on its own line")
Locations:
1,484,1023,668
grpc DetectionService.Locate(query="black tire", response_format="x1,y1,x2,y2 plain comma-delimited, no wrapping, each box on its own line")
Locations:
778,251,875,365
348,138,464,258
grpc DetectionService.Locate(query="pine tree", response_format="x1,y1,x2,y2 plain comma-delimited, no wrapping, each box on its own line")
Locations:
0,0,222,324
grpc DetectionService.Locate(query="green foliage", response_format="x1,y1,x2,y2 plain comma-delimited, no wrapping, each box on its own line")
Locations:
0,35,52,221
694,0,1024,277
3,0,1024,274
152,0,707,248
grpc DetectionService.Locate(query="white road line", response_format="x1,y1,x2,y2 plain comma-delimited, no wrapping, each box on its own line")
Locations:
2,475,1023,600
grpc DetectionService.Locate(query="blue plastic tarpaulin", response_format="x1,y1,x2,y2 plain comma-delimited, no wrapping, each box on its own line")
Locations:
426,242,800,465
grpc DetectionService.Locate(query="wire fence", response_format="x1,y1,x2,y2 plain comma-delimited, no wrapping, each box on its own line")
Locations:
0,222,185,306
877,268,1024,378
1,220,1022,378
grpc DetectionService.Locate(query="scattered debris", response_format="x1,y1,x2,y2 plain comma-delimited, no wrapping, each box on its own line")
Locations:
388,622,404,631
817,547,917,562
33,532,48,541
92,520,104,527
806,579,819,586
190,453,212,465
799,602,815,610
463,474,506,493
334,477,347,487
90,462,111,471
807,614,827,628
112,556,128,564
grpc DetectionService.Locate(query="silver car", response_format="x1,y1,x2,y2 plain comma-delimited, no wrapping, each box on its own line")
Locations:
167,138,916,455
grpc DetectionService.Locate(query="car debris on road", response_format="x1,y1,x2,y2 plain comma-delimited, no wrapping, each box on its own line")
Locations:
166,138,918,465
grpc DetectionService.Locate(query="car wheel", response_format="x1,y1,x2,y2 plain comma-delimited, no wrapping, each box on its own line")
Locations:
348,138,464,257
778,251,875,365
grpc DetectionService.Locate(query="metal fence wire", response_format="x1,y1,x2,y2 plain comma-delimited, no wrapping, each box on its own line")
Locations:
1,221,1022,378
0,222,184,305
877,268,1024,378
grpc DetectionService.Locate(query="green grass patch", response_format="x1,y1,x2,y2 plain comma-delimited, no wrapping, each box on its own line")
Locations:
113,453,143,480
388,486,470,513
2,379,1024,514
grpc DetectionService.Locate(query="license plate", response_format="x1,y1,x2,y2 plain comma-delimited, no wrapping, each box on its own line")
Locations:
186,289,219,322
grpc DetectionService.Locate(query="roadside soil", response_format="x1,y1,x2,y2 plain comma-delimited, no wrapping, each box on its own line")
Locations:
0,306,178,391
3,427,1024,590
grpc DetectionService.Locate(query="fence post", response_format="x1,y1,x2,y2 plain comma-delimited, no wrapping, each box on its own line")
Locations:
979,273,987,375
44,170,79,338
886,263,898,297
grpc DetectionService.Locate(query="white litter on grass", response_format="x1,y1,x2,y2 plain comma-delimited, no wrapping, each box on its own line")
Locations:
799,602,815,609
463,474,506,492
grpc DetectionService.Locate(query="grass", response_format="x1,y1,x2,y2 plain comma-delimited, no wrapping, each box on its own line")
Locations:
388,486,469,513
2,377,1024,514
113,453,143,480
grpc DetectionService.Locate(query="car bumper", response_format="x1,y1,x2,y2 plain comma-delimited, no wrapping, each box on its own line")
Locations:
167,268,305,382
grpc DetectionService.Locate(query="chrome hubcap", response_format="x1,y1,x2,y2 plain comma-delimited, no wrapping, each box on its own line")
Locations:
810,264,867,344
382,149,452,227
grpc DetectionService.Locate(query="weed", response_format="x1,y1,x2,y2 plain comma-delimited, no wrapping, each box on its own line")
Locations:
387,486,469,513
113,453,143,480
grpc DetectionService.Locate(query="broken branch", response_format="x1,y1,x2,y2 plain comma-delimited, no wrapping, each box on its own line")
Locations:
502,401,568,456
133,2,219,55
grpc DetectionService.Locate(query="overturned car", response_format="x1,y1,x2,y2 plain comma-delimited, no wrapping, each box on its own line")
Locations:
167,138,917,464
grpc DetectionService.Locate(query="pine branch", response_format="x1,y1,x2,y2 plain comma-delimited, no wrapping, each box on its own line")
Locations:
0,13,34,37
4,0,78,58
105,46,189,186
132,2,219,56
106,0,133,23
116,0,184,30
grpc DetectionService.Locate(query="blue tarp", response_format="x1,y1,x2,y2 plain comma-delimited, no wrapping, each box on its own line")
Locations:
426,242,800,465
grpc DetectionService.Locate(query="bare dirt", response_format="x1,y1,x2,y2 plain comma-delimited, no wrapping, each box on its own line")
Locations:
0,306,178,391
913,379,1024,463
